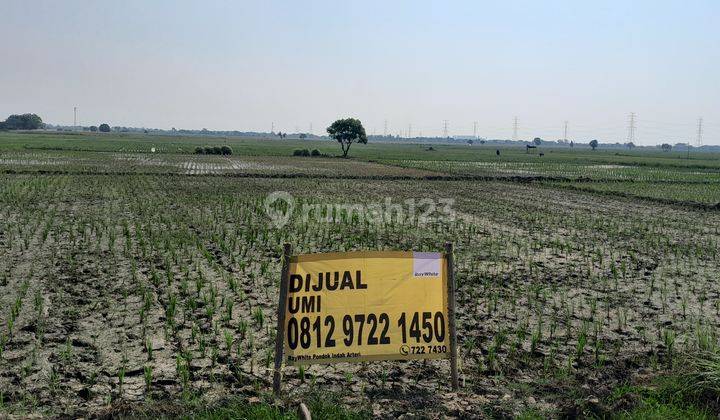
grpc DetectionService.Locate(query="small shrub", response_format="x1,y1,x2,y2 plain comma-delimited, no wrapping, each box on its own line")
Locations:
293,149,303,156
195,145,231,155
311,149,320,156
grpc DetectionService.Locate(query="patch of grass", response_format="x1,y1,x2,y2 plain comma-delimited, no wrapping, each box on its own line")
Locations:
616,402,710,420
302,391,370,420
180,391,370,420
683,350,720,395
609,372,717,419
516,408,546,419
100,390,370,420
183,399,291,420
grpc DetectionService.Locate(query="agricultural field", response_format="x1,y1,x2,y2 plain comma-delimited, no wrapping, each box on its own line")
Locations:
0,131,719,418
0,149,436,178
388,159,720,182
383,151,720,209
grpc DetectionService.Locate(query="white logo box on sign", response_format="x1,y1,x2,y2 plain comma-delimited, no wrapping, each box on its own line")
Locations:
412,252,441,277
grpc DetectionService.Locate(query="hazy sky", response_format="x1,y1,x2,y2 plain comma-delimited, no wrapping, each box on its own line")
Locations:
2,0,719,144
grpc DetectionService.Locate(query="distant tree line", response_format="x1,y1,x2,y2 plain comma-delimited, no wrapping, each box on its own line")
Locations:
0,114,44,130
84,124,110,132
194,145,233,155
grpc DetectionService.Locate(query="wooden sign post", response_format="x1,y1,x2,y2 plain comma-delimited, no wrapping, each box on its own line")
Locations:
445,242,459,391
273,243,292,395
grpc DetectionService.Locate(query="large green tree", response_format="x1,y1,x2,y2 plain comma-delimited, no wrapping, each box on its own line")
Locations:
0,114,43,130
326,118,367,158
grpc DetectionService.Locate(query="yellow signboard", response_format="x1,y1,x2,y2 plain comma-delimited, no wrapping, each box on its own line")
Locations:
281,251,450,365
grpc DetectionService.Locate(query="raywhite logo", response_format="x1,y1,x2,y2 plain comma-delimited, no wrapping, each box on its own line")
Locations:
413,252,441,277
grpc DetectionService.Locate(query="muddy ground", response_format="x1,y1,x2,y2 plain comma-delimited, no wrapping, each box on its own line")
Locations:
0,171,719,418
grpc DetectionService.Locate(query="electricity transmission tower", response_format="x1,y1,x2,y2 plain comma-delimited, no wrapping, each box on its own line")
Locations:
627,113,636,144
443,120,449,138
697,117,703,147
563,121,568,142
383,120,387,137
73,107,78,129
473,121,478,139
512,117,518,141
408,124,412,139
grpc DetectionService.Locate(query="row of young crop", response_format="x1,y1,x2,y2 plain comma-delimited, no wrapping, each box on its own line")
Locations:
0,174,719,414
